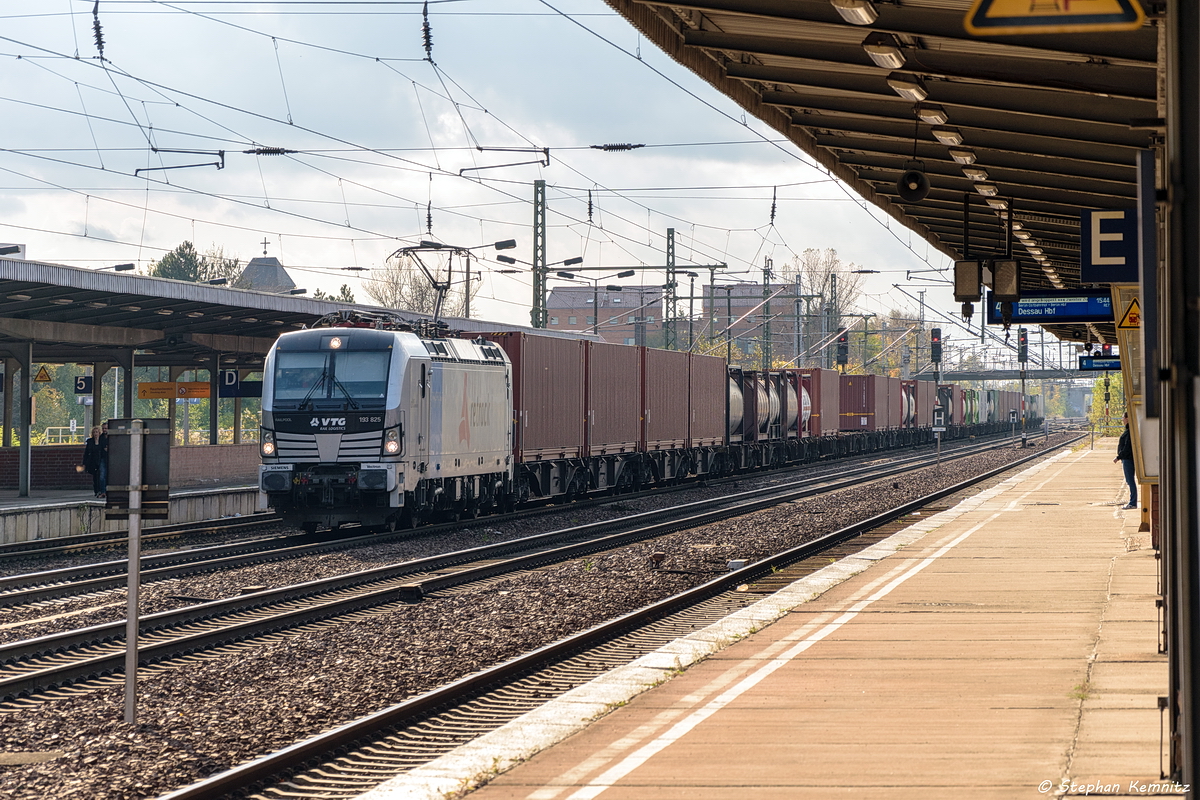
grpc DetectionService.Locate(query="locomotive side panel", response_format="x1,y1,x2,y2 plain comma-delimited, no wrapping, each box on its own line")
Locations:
689,353,726,448
426,348,512,478
643,347,689,450
586,341,641,455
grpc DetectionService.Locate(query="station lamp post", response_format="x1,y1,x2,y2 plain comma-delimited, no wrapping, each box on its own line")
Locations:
389,238,517,321
498,254,585,326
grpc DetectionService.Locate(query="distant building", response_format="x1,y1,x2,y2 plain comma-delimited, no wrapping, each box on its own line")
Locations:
544,285,664,346
238,256,296,293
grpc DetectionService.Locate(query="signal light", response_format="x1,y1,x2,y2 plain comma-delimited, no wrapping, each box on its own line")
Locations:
1101,343,1112,357
836,329,849,365
930,327,942,363
1017,327,1028,363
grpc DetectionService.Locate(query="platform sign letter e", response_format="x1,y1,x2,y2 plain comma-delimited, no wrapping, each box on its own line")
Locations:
1080,208,1137,284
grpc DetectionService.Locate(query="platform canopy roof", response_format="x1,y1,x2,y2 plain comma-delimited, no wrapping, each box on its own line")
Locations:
0,258,588,369
604,0,1160,343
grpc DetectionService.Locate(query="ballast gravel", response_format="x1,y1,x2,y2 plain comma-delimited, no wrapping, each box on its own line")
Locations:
0,438,1073,800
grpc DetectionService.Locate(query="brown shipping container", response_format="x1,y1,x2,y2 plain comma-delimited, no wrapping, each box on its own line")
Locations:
642,348,691,450
689,353,726,447
479,331,585,461
840,374,878,431
881,376,902,430
917,380,936,427
585,341,641,456
800,368,841,437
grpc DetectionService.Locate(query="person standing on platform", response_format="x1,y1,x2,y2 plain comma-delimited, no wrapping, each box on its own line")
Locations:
98,422,109,498
82,426,105,498
1114,412,1138,510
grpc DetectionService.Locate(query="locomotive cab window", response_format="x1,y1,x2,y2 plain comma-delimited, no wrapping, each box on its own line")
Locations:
273,349,390,410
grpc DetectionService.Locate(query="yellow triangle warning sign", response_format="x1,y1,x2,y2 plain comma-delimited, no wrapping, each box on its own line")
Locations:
1117,297,1141,329
33,366,52,382
965,0,1145,36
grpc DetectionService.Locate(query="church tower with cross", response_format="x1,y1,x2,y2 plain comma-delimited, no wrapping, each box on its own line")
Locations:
238,238,297,293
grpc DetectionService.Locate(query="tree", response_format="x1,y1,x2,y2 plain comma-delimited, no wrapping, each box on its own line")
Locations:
364,251,478,318
776,248,866,369
148,241,243,284
313,284,356,303
779,248,865,322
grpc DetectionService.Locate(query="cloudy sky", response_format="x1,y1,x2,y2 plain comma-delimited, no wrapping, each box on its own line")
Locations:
0,1,1032,360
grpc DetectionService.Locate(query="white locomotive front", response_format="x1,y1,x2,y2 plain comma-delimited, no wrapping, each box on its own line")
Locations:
259,318,513,531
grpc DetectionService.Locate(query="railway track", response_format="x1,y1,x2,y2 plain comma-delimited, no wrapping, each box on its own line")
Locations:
0,430,1040,609
154,436,1080,800
0,435,1058,707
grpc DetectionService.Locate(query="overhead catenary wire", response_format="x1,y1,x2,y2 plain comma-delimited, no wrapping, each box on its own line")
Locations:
0,4,944,315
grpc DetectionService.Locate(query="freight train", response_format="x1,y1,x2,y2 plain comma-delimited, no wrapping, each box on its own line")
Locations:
258,311,1042,532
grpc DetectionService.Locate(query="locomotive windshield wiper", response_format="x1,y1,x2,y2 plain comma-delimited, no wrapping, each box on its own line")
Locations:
330,374,360,410
299,372,327,410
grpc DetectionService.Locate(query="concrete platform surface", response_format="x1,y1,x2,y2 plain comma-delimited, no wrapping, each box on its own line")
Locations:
362,443,1175,800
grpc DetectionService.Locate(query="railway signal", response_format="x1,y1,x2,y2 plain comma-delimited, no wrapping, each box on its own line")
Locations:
1017,327,1028,363
930,328,942,363
836,329,849,365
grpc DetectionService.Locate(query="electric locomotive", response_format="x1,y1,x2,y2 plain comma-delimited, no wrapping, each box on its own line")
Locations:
258,312,513,531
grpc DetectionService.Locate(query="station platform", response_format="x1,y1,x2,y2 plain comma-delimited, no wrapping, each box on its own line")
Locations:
0,483,259,544
363,441,1174,800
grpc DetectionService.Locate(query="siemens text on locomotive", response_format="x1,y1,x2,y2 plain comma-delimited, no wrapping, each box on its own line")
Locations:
258,311,1043,532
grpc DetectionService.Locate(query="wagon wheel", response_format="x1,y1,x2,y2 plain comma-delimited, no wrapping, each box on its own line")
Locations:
402,507,423,529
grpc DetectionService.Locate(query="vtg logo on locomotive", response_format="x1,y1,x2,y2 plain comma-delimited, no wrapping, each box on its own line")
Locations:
309,417,347,429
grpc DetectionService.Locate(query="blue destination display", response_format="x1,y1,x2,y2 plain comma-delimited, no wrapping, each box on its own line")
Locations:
987,290,1114,324
1079,357,1122,371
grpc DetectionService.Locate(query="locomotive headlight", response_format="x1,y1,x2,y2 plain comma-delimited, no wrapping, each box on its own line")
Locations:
383,426,401,455
260,428,276,457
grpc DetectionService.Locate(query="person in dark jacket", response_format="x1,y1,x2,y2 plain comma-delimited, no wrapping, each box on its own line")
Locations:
82,425,106,497
1113,412,1137,510
98,422,108,496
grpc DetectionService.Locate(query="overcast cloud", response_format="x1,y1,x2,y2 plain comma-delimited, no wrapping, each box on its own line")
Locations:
0,1,973,338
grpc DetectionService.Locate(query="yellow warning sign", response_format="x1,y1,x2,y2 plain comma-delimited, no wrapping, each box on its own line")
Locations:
1117,297,1141,329
965,0,1145,36
33,366,51,382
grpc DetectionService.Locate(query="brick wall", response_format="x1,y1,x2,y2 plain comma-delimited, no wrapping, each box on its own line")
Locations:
0,443,259,490
0,446,94,489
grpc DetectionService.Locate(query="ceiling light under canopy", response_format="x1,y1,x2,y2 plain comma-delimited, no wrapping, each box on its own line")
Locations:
887,73,928,102
931,127,963,145
831,0,878,25
862,32,905,69
916,104,948,125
